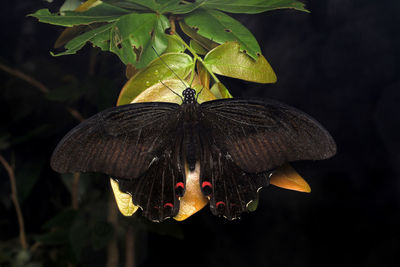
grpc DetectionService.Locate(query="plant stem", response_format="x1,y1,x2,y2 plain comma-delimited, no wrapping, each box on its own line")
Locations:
173,34,221,84
0,63,49,93
0,154,28,250
168,16,176,34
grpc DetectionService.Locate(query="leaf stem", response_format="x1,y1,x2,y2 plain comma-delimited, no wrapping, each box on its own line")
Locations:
173,34,220,84
0,154,28,250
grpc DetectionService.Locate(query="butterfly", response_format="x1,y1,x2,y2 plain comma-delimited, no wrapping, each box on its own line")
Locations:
51,87,336,221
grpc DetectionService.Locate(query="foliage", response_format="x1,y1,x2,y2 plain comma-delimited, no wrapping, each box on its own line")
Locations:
29,0,308,99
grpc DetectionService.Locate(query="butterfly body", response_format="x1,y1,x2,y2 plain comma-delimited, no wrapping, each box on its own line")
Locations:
51,88,336,221
181,102,202,171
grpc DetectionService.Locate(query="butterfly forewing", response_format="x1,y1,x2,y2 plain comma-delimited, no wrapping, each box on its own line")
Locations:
199,98,336,173
51,102,182,179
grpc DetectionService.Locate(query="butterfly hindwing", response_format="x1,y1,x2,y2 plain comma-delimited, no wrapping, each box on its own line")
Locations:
199,134,270,220
51,102,182,179
199,98,336,173
117,134,185,221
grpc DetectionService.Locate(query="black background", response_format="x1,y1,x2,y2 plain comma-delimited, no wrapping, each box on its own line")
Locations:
1,0,399,266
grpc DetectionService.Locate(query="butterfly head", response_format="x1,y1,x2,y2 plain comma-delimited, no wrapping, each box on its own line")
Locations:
182,88,197,104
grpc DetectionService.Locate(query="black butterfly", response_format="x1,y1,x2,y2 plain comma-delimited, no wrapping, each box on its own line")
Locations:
51,87,336,221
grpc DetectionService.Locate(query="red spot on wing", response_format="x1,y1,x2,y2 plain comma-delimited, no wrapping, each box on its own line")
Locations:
163,203,174,208
175,182,185,197
201,181,212,189
175,182,184,189
216,201,225,209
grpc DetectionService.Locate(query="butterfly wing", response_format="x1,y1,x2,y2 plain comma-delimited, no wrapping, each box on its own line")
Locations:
199,136,270,220
116,129,185,221
51,102,187,221
198,98,336,219
199,98,336,173
51,102,182,179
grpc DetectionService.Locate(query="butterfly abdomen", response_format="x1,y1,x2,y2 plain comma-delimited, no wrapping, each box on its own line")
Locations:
182,103,202,171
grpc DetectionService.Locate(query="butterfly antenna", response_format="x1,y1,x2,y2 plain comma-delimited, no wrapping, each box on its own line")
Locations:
152,46,188,89
159,80,184,101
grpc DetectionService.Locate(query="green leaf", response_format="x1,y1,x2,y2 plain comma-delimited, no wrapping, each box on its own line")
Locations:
54,24,94,49
202,0,309,14
210,82,232,99
179,21,219,51
190,39,207,55
163,34,185,53
118,53,194,105
110,13,170,68
160,0,207,14
204,42,277,83
115,0,204,14
119,0,169,12
103,0,151,11
60,0,82,12
184,8,261,60
53,23,113,56
29,4,130,27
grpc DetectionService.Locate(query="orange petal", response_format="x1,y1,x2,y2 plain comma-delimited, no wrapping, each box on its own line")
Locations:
270,164,311,193
174,162,208,221
110,178,139,216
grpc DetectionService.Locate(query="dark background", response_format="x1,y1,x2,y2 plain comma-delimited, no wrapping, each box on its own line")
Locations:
1,0,399,266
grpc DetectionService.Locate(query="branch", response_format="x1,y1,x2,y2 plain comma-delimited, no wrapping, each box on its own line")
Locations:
0,154,28,250
0,63,49,93
0,63,84,122
169,16,176,34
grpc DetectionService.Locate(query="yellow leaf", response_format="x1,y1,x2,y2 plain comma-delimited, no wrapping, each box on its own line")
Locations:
204,42,277,84
270,164,311,193
174,162,208,221
117,53,194,106
110,178,138,216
